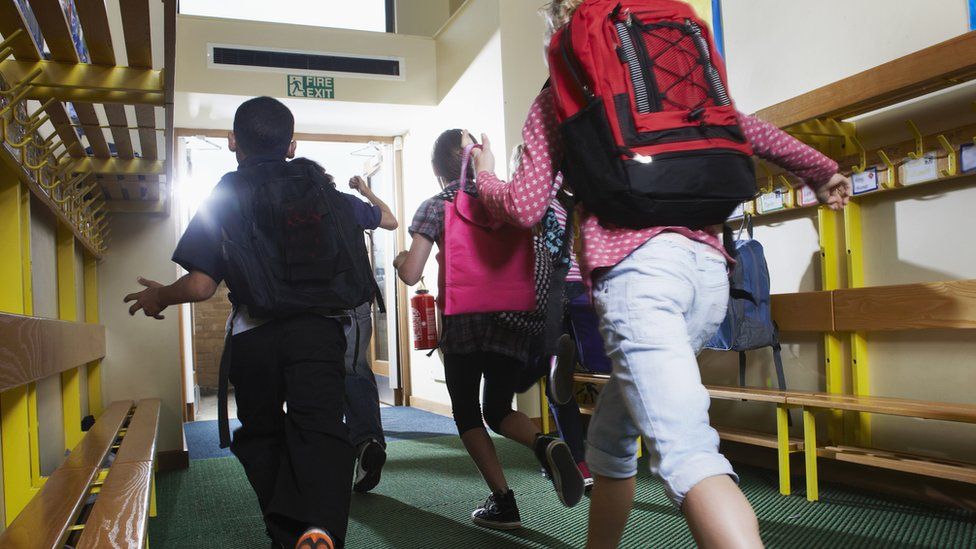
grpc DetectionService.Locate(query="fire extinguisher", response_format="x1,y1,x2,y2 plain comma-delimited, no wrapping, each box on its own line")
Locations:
411,277,439,350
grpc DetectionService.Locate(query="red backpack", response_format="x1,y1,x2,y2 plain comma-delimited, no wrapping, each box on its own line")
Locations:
548,0,757,229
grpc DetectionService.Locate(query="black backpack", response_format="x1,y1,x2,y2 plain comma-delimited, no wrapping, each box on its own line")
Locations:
216,158,378,317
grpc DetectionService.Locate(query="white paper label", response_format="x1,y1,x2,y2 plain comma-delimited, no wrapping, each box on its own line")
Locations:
728,202,745,220
852,167,880,195
961,144,976,174
759,190,786,213
799,186,817,206
901,153,939,185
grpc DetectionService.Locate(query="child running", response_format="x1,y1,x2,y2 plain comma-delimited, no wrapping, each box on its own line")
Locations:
469,2,852,547
393,129,585,530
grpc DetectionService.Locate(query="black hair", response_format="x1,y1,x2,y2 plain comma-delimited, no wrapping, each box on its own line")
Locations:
431,129,477,185
232,96,295,158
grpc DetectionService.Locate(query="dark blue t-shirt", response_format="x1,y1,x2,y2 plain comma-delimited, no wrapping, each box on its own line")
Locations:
172,157,380,282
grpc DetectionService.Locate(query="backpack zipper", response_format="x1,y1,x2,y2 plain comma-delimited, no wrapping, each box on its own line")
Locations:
614,13,662,113
686,19,731,107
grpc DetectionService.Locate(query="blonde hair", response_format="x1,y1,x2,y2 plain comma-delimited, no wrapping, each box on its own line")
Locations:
542,0,586,43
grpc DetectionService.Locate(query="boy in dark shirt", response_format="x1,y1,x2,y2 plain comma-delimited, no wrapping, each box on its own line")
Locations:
124,97,365,549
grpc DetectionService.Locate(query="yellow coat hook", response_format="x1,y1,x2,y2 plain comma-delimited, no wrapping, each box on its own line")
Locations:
906,120,925,160
849,133,868,174
877,150,899,189
936,135,957,177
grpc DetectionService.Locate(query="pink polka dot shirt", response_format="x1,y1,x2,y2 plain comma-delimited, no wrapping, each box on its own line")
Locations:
476,88,838,285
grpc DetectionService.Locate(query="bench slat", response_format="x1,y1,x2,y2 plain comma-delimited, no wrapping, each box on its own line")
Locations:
0,467,97,548
716,427,804,452
788,393,976,423
63,400,133,470
76,462,153,549
115,399,161,465
820,445,976,484
707,385,793,404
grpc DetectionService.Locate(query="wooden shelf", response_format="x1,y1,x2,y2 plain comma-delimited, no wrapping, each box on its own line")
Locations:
716,427,803,452
754,31,976,128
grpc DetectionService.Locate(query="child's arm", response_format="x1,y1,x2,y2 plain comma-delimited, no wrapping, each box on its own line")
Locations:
473,91,562,229
739,112,851,209
350,176,399,230
393,235,433,286
124,271,218,320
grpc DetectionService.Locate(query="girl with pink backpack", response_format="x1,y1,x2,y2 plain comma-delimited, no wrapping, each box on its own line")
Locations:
393,129,585,530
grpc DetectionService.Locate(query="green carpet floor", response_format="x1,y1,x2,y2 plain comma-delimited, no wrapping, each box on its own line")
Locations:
149,435,975,548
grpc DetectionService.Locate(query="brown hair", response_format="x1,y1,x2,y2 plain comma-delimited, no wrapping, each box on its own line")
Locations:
431,129,478,186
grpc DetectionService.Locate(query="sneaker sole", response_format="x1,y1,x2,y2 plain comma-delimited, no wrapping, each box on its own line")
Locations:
296,532,335,549
353,443,387,493
549,334,577,406
472,516,522,530
547,441,585,508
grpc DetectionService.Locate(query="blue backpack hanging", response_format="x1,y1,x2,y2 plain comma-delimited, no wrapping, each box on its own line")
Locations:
706,216,788,401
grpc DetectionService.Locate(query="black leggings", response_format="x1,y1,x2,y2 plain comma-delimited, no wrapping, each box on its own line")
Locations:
443,351,523,435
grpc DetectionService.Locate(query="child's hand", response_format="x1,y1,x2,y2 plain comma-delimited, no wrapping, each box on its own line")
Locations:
471,133,495,175
815,174,852,211
393,251,409,270
124,277,167,320
349,176,372,196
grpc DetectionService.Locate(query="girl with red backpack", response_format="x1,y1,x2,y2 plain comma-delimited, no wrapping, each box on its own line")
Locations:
393,129,585,530
470,1,852,547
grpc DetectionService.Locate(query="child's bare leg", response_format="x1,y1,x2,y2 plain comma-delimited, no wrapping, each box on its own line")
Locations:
585,475,635,549
683,475,763,549
498,411,541,448
460,428,509,493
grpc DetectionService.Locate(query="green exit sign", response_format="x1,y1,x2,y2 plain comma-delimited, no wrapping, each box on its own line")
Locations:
287,75,335,99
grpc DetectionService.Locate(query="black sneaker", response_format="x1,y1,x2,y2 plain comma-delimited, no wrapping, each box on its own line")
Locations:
353,440,387,493
534,435,585,507
471,490,522,530
548,334,577,406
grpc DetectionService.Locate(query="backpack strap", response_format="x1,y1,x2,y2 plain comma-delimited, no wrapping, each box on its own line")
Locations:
558,18,596,102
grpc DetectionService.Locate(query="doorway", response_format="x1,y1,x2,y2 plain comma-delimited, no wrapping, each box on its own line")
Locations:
173,130,409,422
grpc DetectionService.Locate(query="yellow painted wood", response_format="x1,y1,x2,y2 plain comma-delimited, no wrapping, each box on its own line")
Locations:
19,183,32,317
0,177,37,523
84,253,103,417
150,471,157,518
803,409,819,502
57,223,84,450
26,383,43,488
818,208,845,443
843,201,871,447
776,405,791,496
539,379,550,435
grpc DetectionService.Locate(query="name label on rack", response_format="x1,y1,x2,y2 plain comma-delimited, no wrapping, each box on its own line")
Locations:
900,153,938,185
759,189,787,213
852,167,880,195
961,143,976,174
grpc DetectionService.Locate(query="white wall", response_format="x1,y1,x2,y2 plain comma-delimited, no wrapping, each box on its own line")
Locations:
98,214,184,454
724,0,970,113
705,0,976,461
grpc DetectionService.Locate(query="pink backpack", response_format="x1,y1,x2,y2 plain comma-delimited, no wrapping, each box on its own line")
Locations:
439,144,536,315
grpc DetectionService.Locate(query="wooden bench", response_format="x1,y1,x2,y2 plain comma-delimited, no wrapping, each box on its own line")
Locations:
0,398,160,548
792,391,976,501
573,373,805,495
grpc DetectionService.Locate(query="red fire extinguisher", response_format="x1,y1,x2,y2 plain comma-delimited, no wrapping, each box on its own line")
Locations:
411,277,439,350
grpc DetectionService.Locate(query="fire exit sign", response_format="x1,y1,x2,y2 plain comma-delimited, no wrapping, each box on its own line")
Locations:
287,75,335,99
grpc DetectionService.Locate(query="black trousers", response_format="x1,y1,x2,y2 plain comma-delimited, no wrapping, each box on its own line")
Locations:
443,351,524,435
228,314,353,548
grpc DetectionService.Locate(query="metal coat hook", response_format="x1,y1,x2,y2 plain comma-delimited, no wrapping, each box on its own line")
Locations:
936,135,957,177
12,97,53,126
906,120,925,160
0,30,22,62
759,163,775,193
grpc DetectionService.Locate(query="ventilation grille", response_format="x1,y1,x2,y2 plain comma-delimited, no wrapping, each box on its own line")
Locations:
211,46,401,77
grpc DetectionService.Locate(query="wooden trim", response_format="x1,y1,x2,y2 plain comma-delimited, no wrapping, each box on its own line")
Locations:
820,445,976,485
754,31,976,128
75,462,153,549
73,103,112,158
771,291,833,332
156,449,189,472
833,279,976,332
26,0,80,63
371,360,390,377
0,313,105,393
114,399,160,465
409,396,453,418
119,0,153,69
75,0,117,66
393,142,412,402
0,466,96,547
707,385,793,404
715,427,803,452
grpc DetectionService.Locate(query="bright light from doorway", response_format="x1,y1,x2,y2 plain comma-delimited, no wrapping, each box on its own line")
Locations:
179,0,388,33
